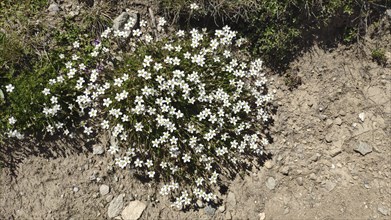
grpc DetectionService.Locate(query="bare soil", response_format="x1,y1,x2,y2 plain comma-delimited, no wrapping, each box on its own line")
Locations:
1,4,390,220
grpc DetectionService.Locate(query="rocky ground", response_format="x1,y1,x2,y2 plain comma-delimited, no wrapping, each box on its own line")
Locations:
1,2,390,220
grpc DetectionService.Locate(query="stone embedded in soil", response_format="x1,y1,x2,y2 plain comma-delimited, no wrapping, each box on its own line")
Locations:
359,112,366,122
93,145,104,155
335,117,343,126
386,9,391,19
280,166,290,175
329,147,342,157
378,205,390,216
106,195,114,203
113,11,138,31
100,184,110,196
324,181,336,192
266,177,277,190
226,192,237,207
121,200,146,220
354,141,372,156
296,177,303,186
225,211,232,220
218,205,226,213
204,205,216,216
264,160,273,169
259,212,266,220
310,153,321,162
196,199,204,208
73,187,79,192
325,134,333,143
48,3,60,14
108,194,125,218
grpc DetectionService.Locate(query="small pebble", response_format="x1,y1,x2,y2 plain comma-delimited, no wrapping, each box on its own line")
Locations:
204,205,216,216
218,205,226,213
335,117,342,126
264,160,273,169
378,205,390,216
100,184,110,196
359,112,365,122
266,177,276,190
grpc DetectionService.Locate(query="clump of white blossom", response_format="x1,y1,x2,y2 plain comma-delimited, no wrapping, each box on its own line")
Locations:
6,14,273,208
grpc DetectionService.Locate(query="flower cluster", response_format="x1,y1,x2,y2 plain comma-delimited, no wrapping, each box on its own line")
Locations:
4,14,273,208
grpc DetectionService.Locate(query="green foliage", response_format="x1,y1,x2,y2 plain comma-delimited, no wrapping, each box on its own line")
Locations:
371,48,387,65
160,0,391,69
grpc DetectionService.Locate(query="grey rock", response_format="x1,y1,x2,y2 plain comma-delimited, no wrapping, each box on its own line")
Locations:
324,181,336,192
93,145,104,155
266,177,276,190
100,185,110,196
113,11,138,31
325,119,333,127
386,9,391,20
280,166,290,175
378,205,390,216
335,117,342,126
296,177,303,186
358,112,365,122
48,3,60,14
325,134,333,143
204,205,216,216
106,195,114,203
121,200,146,220
354,141,372,156
196,199,204,208
218,205,226,213
226,192,237,207
310,153,321,162
329,147,342,157
108,194,125,218
309,173,317,180
264,160,273,169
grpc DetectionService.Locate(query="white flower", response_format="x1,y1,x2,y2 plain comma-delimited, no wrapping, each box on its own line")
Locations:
134,158,143,167
135,122,144,132
42,88,50,96
195,177,204,186
84,126,93,135
116,159,128,169
148,171,155,178
101,120,109,129
145,159,153,168
89,109,97,117
108,144,119,154
5,84,14,93
8,116,16,125
176,30,185,37
133,29,142,37
103,98,112,107
158,17,166,27
182,154,191,163
73,41,80,48
59,54,65,59
190,3,200,10
109,108,122,118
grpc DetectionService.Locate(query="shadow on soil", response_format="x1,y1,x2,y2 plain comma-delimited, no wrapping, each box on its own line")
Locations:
0,132,93,180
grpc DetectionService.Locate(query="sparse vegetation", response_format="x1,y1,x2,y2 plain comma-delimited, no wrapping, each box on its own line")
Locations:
371,48,387,65
161,0,391,69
